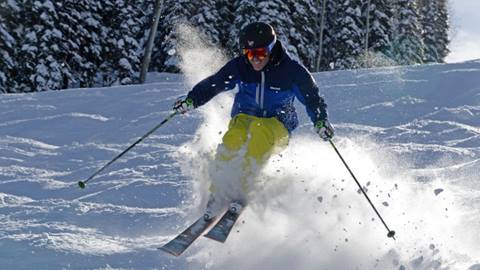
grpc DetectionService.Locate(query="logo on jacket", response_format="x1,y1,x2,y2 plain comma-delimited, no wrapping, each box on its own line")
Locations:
248,40,254,47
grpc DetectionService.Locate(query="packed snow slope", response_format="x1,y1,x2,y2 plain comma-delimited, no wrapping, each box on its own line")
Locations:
1,61,480,270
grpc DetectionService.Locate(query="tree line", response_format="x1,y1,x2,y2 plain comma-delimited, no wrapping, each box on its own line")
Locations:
0,0,449,93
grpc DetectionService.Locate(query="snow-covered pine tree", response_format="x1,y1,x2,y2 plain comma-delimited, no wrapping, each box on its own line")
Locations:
419,0,439,63
191,0,221,47
362,0,395,66
99,0,144,85
289,0,319,70
152,0,197,72
0,21,13,93
57,0,104,88
390,0,424,65
319,0,339,71
216,0,236,55
117,1,146,84
0,1,17,93
435,0,449,62
16,1,74,92
331,0,365,70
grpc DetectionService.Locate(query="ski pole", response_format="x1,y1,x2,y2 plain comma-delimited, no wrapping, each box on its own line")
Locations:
328,139,396,240
78,111,178,189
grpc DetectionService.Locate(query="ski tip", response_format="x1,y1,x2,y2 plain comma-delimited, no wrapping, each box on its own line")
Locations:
158,246,182,257
203,233,227,243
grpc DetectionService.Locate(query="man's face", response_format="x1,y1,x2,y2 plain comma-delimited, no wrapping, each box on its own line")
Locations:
248,54,270,71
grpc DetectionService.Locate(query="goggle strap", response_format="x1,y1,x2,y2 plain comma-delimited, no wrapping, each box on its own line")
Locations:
267,36,277,52
242,37,276,60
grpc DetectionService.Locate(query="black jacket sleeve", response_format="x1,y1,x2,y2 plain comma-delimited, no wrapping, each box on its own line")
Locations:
186,58,239,107
292,62,328,123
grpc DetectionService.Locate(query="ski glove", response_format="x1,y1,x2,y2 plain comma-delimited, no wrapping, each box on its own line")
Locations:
315,120,334,141
173,97,194,114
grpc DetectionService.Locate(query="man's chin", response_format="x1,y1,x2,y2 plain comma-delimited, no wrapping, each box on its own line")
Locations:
249,58,268,71
252,64,263,71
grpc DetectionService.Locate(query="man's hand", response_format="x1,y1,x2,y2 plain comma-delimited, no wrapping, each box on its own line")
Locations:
315,120,334,141
173,97,194,114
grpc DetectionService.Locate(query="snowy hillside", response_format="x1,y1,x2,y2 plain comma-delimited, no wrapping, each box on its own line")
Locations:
1,61,480,270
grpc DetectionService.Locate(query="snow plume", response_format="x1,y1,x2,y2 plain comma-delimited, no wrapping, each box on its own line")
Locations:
171,22,237,215
171,42,480,269
175,23,229,87
175,89,234,215
179,130,479,269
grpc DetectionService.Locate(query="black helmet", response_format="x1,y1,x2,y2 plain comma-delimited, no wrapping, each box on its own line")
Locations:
239,22,277,49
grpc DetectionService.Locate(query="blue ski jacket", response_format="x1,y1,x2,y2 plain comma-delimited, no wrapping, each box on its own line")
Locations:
186,41,329,132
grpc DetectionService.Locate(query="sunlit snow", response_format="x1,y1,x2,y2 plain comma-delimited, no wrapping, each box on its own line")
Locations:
1,58,480,269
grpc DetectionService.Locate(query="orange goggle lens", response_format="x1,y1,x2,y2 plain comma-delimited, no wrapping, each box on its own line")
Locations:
242,47,269,60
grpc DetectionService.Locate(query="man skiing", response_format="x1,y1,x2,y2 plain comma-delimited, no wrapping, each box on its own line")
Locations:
173,22,334,218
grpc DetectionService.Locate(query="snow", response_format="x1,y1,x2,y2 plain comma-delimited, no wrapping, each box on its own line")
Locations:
1,59,480,269
6,0,20,12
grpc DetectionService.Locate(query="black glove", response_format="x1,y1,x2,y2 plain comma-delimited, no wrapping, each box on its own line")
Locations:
173,97,194,114
314,120,334,141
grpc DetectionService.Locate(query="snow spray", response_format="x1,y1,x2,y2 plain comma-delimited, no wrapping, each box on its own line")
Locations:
170,22,480,270
181,132,480,270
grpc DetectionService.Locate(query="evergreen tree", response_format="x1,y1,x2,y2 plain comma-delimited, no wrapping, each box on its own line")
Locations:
390,0,424,65
119,1,146,84
216,0,236,55
331,0,365,70
191,0,222,46
1,1,152,92
0,22,13,93
1,0,450,91
363,0,395,66
435,0,449,62
152,0,197,72
99,0,144,85
289,0,319,70
419,0,439,63
319,0,339,71
0,4,16,93
16,0,73,91
57,0,104,88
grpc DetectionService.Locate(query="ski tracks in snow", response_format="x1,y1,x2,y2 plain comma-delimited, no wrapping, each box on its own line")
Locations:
0,76,196,268
1,64,480,269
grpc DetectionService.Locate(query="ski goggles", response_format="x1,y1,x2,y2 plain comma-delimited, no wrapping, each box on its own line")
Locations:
242,37,277,60
242,47,269,60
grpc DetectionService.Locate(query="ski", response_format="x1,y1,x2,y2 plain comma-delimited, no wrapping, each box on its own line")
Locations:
159,215,216,256
204,202,245,243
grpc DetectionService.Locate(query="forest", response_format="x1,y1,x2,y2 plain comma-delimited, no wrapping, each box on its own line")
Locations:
0,0,449,93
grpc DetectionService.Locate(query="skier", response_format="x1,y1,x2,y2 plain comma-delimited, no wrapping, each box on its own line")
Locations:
173,22,334,218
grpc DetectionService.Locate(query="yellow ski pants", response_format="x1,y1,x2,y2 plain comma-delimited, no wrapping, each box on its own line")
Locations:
210,114,289,193
219,113,289,164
